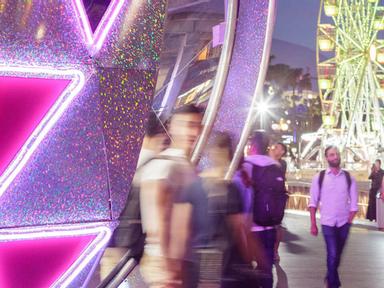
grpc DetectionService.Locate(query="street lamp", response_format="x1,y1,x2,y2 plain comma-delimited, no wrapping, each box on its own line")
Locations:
256,100,270,129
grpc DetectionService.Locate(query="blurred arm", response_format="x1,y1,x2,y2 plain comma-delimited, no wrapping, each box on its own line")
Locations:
348,177,358,223
168,203,192,260
380,177,384,199
227,213,252,263
140,179,172,256
308,174,320,236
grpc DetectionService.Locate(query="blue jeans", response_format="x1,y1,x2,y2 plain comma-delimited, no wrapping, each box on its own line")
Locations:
322,223,351,288
253,228,276,288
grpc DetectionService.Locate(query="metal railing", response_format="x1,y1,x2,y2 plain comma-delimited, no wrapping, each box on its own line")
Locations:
97,250,138,288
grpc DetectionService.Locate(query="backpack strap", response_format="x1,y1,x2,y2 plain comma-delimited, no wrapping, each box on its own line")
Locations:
317,170,326,203
137,154,184,171
318,170,326,193
317,169,352,202
343,170,352,191
240,160,254,188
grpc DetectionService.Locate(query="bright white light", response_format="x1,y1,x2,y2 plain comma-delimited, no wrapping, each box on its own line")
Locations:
256,101,270,114
271,123,279,130
281,123,289,131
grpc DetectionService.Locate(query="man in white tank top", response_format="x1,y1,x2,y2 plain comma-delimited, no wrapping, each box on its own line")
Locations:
140,105,203,288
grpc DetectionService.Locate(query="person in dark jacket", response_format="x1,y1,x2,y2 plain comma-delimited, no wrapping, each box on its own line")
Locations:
269,142,288,263
366,159,384,221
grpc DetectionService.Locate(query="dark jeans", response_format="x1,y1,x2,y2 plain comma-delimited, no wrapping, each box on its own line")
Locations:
322,223,351,288
183,260,199,288
252,228,276,288
366,189,377,221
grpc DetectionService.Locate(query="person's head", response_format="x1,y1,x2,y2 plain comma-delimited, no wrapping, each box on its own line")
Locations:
246,131,269,156
324,145,341,168
169,104,203,154
142,111,167,153
207,131,234,167
270,142,287,160
375,159,381,169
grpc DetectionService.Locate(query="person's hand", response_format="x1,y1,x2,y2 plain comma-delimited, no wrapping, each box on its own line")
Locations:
310,224,318,236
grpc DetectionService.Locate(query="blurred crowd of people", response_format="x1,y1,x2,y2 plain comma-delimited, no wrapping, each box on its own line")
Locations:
103,104,362,288
111,104,289,288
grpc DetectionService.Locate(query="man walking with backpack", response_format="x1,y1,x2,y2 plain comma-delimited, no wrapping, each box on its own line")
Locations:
309,146,358,288
242,131,287,288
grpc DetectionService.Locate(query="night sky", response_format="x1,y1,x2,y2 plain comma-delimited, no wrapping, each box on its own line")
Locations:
273,0,320,51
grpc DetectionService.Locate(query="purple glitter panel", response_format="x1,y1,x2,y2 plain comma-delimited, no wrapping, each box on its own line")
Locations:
95,1,167,70
0,73,110,227
0,0,167,286
0,0,167,228
0,1,90,67
206,0,271,151
98,68,156,219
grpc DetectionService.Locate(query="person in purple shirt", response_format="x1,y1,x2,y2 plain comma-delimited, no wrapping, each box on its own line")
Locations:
308,146,358,288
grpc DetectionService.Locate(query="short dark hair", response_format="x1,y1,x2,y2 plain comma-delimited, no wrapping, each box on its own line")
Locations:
173,104,203,116
376,159,381,166
276,142,287,157
208,131,234,160
324,145,338,157
145,111,165,137
249,131,269,155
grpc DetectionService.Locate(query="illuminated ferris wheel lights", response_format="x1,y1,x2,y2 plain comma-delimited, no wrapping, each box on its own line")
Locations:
319,39,335,51
319,78,333,90
376,52,384,64
322,115,336,127
373,20,384,30
300,0,384,166
374,11,384,30
324,0,338,17
318,24,335,51
318,63,335,90
376,88,384,98
377,79,384,98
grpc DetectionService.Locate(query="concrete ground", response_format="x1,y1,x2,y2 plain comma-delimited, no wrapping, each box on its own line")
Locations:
275,212,384,288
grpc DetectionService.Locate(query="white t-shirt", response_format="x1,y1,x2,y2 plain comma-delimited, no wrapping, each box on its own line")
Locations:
139,148,195,256
131,148,156,186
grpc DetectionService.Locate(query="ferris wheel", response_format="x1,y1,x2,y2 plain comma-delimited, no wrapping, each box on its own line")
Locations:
303,0,384,167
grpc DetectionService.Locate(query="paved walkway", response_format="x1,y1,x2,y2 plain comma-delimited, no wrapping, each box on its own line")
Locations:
275,212,384,288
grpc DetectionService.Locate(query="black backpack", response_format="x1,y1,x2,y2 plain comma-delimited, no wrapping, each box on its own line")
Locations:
246,162,288,226
109,177,144,258
109,155,183,257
